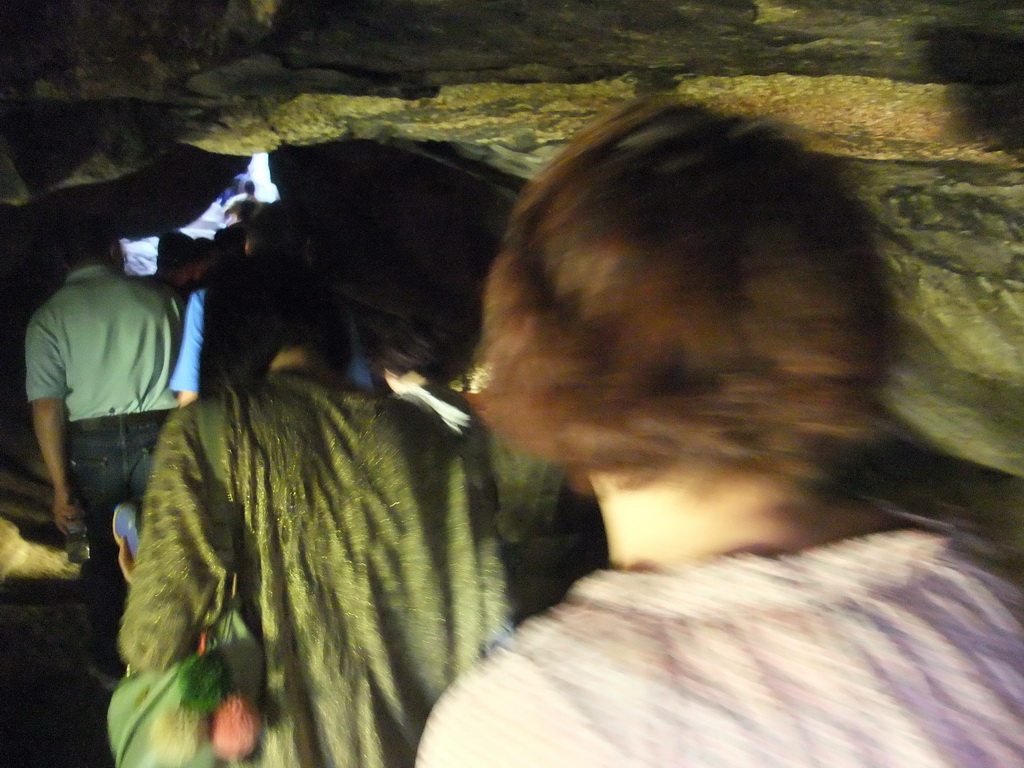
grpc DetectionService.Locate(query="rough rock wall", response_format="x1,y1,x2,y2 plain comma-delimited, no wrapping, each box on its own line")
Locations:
3,1,1024,204
860,162,1024,475
4,1,1023,100
0,0,1023,480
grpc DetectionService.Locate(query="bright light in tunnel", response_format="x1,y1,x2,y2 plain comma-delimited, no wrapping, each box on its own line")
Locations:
249,153,280,204
121,153,280,275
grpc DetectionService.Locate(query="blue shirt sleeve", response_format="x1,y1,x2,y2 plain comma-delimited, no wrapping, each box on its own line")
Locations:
169,289,205,393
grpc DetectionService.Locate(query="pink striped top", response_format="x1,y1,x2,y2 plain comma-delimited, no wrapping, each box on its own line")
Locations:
418,530,1024,767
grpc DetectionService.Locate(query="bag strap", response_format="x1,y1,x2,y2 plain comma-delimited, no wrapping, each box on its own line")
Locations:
195,399,227,484
439,389,509,638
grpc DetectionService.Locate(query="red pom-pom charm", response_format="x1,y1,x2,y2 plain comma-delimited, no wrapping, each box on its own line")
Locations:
210,694,260,760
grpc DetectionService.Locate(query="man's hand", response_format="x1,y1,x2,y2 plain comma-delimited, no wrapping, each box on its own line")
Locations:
31,398,78,535
176,390,198,408
52,496,83,536
117,539,136,583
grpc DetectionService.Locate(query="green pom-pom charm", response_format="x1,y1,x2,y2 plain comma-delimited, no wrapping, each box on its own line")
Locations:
177,652,230,714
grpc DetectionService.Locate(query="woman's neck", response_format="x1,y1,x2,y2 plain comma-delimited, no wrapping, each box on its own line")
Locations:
269,346,350,389
591,467,901,569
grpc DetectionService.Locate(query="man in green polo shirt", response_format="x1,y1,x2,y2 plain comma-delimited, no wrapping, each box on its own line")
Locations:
25,218,182,679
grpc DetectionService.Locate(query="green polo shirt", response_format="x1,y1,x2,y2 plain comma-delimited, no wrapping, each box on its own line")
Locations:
25,264,182,421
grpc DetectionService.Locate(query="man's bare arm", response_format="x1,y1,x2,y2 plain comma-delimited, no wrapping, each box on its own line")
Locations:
176,390,198,408
31,397,81,534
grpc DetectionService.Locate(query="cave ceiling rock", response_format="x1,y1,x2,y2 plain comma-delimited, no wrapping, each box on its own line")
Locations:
4,0,1024,103
2,1,1023,198
183,75,1023,169
3,73,1018,207
1,0,1023,478
0,101,185,204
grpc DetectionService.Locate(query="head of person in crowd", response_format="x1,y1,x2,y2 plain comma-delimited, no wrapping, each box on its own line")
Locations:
202,203,305,287
61,217,123,272
188,237,218,286
213,222,248,262
480,99,893,551
359,310,468,392
31,222,72,285
224,180,262,226
155,231,197,290
200,263,353,397
242,200,310,263
200,205,350,398
231,200,259,226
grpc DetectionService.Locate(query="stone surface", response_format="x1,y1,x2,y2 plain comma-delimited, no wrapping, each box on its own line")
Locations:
0,101,186,204
181,75,1023,168
0,0,1022,483
1,1,1023,198
858,161,1024,475
5,1,1023,102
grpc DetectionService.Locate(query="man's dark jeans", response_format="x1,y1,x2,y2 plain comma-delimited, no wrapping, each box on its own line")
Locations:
69,418,164,676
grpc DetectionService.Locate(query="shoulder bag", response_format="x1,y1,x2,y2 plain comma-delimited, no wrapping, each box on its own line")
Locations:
108,402,263,768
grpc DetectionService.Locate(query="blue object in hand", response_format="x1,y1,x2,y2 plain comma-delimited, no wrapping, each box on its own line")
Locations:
112,500,140,558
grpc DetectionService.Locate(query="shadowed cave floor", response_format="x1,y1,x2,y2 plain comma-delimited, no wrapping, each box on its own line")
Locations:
0,455,115,768
0,582,115,768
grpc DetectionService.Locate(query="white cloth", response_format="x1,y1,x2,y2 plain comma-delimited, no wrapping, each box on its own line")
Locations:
395,384,472,434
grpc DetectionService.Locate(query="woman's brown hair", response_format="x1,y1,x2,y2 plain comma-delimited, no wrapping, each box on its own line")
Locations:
481,99,893,487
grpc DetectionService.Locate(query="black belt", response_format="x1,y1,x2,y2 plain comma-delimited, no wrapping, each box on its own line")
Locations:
70,409,173,433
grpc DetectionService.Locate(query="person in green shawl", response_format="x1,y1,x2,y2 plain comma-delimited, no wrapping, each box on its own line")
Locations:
117,253,563,768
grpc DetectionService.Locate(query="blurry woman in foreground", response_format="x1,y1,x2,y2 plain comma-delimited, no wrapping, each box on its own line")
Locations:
418,101,1024,766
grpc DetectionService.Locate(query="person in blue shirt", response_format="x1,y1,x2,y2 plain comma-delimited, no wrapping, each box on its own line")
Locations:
170,288,205,406
169,210,375,405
